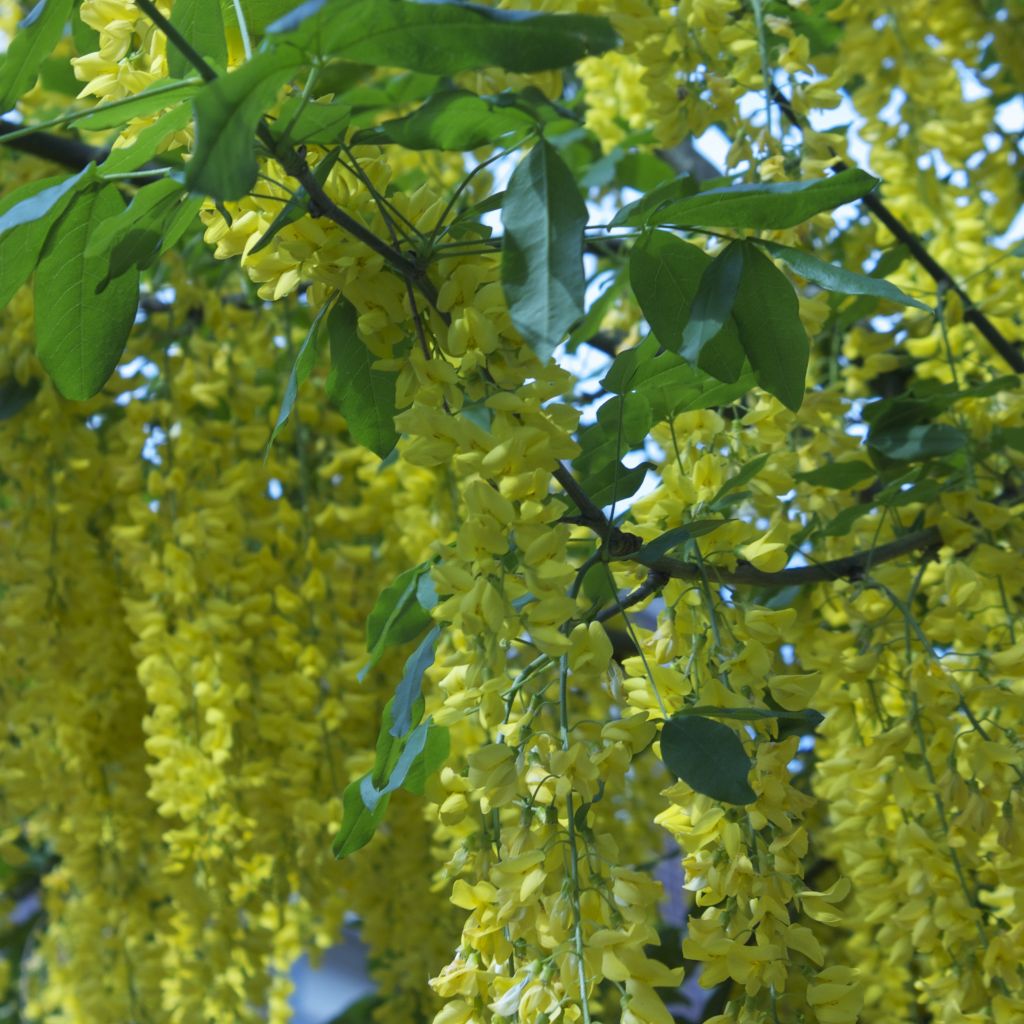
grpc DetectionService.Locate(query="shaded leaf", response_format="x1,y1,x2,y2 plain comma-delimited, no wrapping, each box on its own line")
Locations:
34,184,140,400
675,704,824,726
660,715,756,805
708,453,769,510
168,0,227,79
325,299,399,458
649,169,878,230
186,49,303,200
352,90,532,150
634,521,731,565
630,231,744,383
796,461,875,489
682,241,745,366
266,299,332,454
402,724,450,795
0,0,74,109
610,174,698,227
362,562,434,679
275,96,351,144
100,102,194,174
755,240,931,311
732,242,808,411
502,140,587,362
274,1,617,75
0,378,41,420
76,81,201,130
868,423,967,461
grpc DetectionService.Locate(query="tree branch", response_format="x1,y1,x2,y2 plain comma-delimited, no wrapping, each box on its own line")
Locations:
553,460,943,590
771,87,1024,374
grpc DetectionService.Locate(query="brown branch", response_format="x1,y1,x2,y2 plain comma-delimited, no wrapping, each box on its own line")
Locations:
553,460,943,589
771,87,1024,374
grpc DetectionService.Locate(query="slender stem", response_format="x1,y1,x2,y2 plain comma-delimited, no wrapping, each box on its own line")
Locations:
559,655,592,1024
749,0,774,137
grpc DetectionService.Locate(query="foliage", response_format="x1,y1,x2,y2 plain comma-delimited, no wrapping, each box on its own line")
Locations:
0,1,1023,1023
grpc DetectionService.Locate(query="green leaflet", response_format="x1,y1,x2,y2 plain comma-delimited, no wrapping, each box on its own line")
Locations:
0,0,75,110
266,299,332,455
660,714,756,805
0,167,95,309
648,169,879,231
271,1,617,76
629,231,745,383
325,299,399,458
186,49,304,200
34,185,140,400
360,561,435,681
352,90,533,151
502,140,587,363
754,240,932,311
76,80,201,130
681,241,745,368
732,241,809,412
168,0,227,79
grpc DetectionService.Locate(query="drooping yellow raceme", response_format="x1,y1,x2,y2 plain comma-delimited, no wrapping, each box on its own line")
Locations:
2,0,1024,1022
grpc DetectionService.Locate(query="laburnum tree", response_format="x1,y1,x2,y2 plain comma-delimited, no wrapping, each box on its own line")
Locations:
0,0,1022,1022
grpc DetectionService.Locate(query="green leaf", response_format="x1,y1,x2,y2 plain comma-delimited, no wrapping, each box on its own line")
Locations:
732,242,808,411
266,299,332,455
708,453,770,510
99,102,194,175
0,168,95,310
634,521,731,565
610,174,698,227
325,299,399,458
332,777,390,859
76,81,201,130
601,336,753,420
221,0,300,33
352,90,532,150
326,996,381,1024
390,626,440,738
0,378,41,420
649,169,878,231
502,140,587,363
675,705,824,727
681,241,745,367
275,97,351,145
660,715,756,805
273,2,617,75
818,503,870,538
34,185,140,400
754,240,931,311
84,178,185,283
796,461,875,489
186,49,303,200
362,562,434,679
577,461,650,510
168,0,227,79
868,423,967,461
0,0,74,109
402,724,450,795
629,231,744,383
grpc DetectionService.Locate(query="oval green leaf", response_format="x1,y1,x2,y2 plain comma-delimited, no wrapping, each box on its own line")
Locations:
660,714,756,805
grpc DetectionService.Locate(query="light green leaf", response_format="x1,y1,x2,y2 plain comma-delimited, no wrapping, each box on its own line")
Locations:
755,240,932,311
402,725,450,795
34,184,140,400
732,242,808,412
649,168,878,231
266,299,332,455
76,81,201,130
629,231,744,383
186,49,303,200
100,102,194,175
352,90,533,151
325,299,399,458
332,777,390,859
362,562,434,680
660,714,756,805
168,0,227,78
708,453,770,510
390,626,440,739
502,140,587,363
0,0,74,109
0,168,95,309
